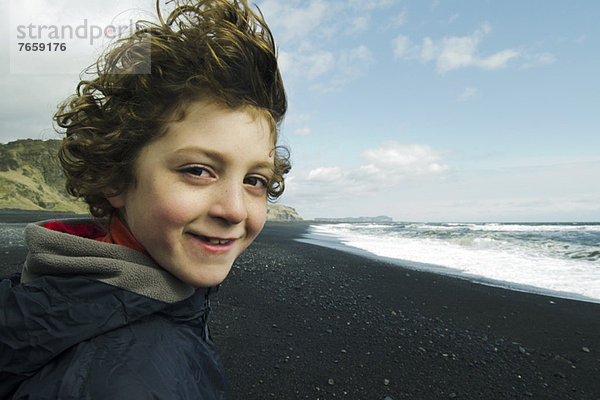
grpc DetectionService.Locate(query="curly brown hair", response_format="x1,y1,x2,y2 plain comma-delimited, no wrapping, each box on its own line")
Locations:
55,0,289,219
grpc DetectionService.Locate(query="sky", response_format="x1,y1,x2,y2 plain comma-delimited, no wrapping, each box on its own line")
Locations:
1,0,599,222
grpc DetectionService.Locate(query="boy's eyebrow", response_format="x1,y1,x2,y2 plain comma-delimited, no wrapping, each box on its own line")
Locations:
172,147,275,170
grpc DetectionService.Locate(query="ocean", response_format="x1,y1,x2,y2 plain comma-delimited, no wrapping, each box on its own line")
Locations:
298,222,600,304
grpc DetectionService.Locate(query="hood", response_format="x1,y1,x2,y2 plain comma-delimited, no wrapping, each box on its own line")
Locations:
22,218,195,303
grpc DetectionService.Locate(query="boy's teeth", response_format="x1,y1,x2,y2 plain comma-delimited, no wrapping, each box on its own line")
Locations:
208,238,229,245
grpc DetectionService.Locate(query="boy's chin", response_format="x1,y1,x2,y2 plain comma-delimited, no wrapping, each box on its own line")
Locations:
184,268,232,288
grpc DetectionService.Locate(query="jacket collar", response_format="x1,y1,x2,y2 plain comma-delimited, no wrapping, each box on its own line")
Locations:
22,218,196,303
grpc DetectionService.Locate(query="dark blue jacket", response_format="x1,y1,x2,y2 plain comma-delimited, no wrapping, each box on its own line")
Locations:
0,274,227,399
0,219,228,399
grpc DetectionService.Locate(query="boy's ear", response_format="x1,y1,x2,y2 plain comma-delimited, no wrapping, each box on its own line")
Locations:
103,188,125,209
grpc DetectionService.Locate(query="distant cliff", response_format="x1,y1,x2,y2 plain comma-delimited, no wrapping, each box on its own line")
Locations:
266,204,302,222
0,139,302,221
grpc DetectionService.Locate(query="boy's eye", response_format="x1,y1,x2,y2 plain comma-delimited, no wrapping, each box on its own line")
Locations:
244,176,268,188
181,166,211,177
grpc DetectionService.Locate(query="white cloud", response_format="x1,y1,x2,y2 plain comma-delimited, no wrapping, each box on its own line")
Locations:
307,45,375,92
293,127,312,136
447,13,459,25
285,112,312,125
279,50,335,80
457,87,478,102
259,0,330,44
307,166,345,182
349,0,396,10
434,23,518,73
393,23,547,73
334,45,375,84
281,44,374,92
419,37,437,62
286,141,448,203
346,16,369,35
360,142,448,177
0,74,77,143
474,49,521,70
285,112,312,137
521,52,556,69
392,35,411,58
260,0,379,91
390,10,407,27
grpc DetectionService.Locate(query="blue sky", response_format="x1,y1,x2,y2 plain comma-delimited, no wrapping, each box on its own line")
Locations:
1,0,599,222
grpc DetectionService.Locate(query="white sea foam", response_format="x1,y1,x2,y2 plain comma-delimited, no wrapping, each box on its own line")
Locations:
304,223,600,303
0,223,27,251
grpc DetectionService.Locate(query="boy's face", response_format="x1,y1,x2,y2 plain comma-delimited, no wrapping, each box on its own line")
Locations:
107,100,274,287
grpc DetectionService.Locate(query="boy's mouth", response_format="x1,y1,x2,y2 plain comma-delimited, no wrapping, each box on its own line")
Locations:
189,233,235,245
190,233,238,254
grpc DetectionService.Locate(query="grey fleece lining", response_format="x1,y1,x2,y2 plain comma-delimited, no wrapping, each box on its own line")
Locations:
21,218,195,304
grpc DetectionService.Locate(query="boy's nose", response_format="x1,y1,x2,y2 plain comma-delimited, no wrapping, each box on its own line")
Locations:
208,182,247,224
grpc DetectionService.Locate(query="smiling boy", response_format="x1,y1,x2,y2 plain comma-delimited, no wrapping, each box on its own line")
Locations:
106,100,276,287
0,0,288,398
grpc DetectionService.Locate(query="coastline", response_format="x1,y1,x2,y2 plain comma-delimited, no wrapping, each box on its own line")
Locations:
2,217,599,398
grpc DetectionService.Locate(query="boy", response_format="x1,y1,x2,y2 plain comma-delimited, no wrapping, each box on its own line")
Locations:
0,0,289,398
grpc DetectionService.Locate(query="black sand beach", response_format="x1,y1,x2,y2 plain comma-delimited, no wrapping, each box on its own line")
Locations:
2,216,599,399
211,222,600,399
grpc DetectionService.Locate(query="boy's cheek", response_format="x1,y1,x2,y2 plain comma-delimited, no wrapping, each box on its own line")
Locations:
241,202,266,240
255,202,268,227
157,205,190,225
153,193,200,223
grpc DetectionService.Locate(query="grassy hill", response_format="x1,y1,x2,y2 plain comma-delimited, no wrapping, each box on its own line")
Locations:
0,139,87,213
